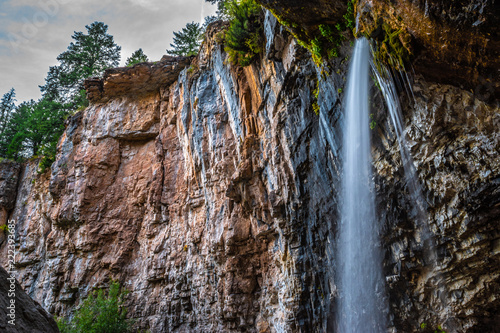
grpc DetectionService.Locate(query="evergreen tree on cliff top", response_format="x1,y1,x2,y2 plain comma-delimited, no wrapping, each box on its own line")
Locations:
205,0,230,20
125,48,149,66
40,21,121,106
167,22,203,57
0,88,16,158
0,88,16,134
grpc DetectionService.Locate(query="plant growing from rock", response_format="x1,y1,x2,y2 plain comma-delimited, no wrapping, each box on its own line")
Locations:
223,0,263,67
57,281,131,333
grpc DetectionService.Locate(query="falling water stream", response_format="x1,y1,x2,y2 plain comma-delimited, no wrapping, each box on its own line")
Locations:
371,64,428,224
372,62,446,309
336,38,387,332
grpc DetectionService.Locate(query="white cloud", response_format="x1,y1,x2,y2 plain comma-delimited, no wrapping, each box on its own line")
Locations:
0,0,217,102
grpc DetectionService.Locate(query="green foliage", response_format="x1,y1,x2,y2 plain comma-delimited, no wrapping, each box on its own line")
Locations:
57,281,131,333
0,98,68,163
267,0,355,66
0,224,9,233
343,0,355,31
205,0,230,20
312,81,320,115
3,21,119,166
126,48,149,67
434,326,446,333
167,22,204,57
223,0,263,67
419,322,447,333
0,88,16,132
358,13,412,71
38,140,58,174
0,88,16,157
373,22,411,71
40,22,121,106
369,113,376,130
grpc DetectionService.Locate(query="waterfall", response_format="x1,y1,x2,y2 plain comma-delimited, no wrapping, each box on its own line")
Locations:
373,63,446,308
336,38,387,332
371,65,428,223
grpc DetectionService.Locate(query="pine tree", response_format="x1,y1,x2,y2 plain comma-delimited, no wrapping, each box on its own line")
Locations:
0,88,16,158
205,0,229,19
0,88,16,135
40,22,121,106
2,100,33,160
0,98,67,162
40,66,63,101
167,22,203,57
125,48,149,66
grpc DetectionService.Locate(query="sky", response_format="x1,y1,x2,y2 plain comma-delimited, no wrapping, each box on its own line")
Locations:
0,0,217,103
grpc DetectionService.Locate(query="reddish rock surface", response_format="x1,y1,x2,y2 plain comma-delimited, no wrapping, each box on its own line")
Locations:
0,11,498,333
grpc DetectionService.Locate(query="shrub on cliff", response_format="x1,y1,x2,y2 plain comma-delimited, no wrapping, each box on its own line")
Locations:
57,281,131,333
224,0,263,67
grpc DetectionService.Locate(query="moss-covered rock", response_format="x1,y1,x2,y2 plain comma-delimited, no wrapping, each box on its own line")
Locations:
256,0,500,102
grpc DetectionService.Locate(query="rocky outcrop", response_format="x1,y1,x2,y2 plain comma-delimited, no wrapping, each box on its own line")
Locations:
0,6,498,333
0,265,59,333
84,55,192,103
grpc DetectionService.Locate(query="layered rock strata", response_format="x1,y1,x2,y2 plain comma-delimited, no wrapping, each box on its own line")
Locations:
0,9,498,333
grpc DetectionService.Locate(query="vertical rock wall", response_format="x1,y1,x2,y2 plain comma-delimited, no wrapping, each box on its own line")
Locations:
0,9,498,333
0,16,343,332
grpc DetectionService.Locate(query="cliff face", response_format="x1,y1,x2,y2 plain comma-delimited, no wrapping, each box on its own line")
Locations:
373,80,500,332
0,7,498,333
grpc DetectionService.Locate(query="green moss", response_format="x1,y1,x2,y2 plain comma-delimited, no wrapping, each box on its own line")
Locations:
312,80,320,115
369,113,376,130
419,322,447,333
358,14,412,71
0,225,9,233
374,22,411,70
266,0,356,67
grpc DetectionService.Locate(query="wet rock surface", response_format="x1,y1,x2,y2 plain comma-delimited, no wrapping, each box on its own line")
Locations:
373,78,500,332
0,10,498,333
